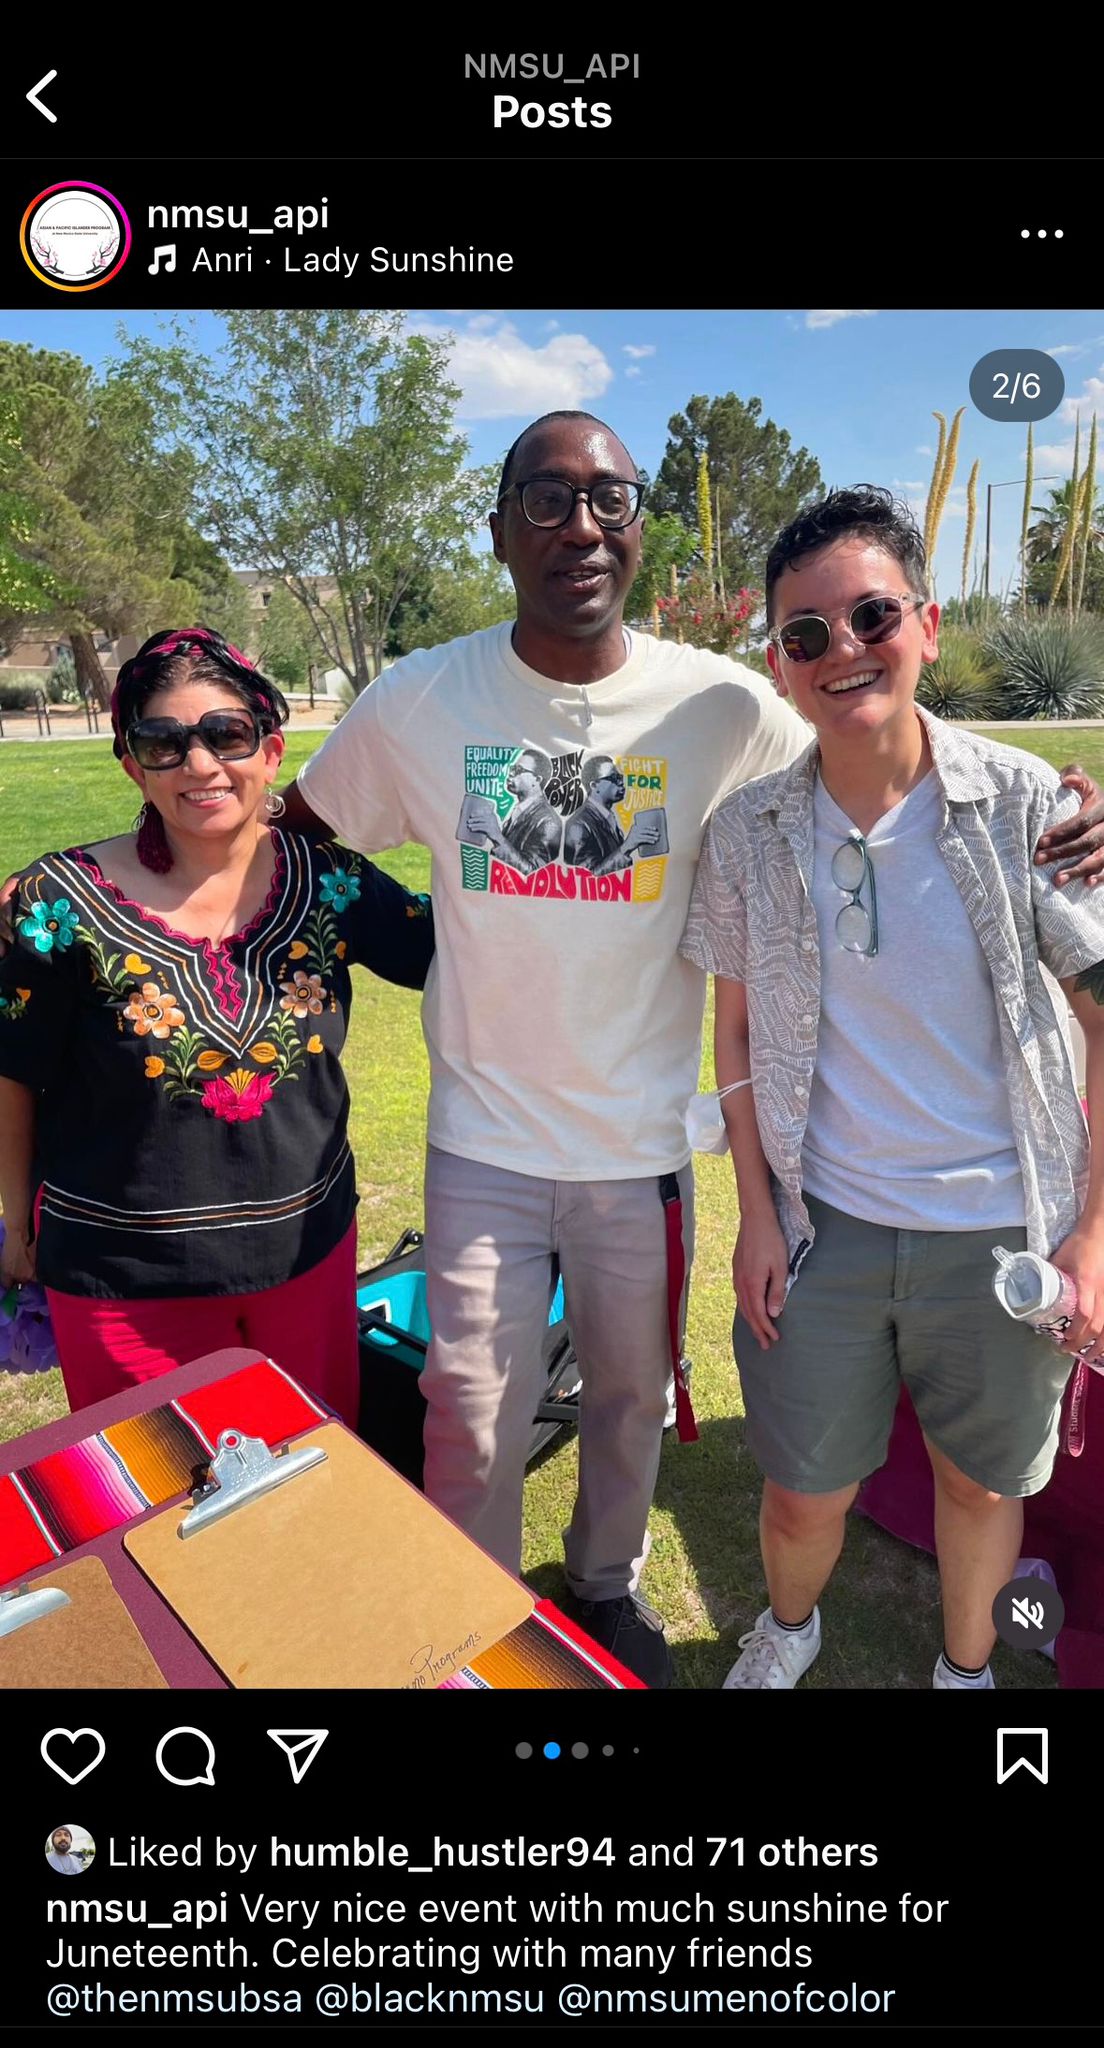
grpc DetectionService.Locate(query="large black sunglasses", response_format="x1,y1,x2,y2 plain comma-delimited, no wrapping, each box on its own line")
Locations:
498,476,644,530
770,593,925,665
126,709,262,771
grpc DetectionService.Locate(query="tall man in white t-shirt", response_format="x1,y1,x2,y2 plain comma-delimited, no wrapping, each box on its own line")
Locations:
280,412,812,1681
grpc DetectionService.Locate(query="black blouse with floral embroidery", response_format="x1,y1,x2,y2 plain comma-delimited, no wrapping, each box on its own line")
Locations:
0,833,433,1300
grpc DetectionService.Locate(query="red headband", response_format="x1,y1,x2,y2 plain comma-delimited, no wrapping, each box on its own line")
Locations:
110,630,257,750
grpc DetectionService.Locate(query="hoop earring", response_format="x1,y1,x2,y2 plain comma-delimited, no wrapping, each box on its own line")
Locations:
264,789,287,819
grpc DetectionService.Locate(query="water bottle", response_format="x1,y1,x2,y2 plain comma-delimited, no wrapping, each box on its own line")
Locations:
992,1245,1082,1346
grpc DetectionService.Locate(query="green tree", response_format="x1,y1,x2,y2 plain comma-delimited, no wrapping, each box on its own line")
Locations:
627,510,697,621
168,529,252,647
387,544,514,657
257,579,316,687
650,393,822,594
0,343,211,705
121,311,494,694
0,401,62,648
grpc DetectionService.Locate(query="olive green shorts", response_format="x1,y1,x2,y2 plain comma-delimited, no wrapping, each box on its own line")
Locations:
734,1193,1074,1498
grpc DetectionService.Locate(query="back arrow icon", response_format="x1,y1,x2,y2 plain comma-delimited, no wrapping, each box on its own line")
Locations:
27,70,58,123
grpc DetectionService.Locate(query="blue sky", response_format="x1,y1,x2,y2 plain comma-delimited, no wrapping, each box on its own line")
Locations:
5,306,1102,598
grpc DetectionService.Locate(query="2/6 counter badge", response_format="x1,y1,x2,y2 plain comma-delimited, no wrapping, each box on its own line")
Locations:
20,182,132,291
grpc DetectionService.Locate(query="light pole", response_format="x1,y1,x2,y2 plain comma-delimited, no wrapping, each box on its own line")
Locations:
984,475,1057,602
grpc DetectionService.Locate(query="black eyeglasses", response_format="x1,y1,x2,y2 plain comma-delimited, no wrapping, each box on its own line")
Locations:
771,593,925,665
126,709,262,770
498,476,644,530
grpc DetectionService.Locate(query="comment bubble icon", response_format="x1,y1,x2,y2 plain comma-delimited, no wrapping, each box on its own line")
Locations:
155,1726,216,1788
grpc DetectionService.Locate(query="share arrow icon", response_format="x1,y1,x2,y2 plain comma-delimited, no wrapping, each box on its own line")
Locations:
267,1729,329,1784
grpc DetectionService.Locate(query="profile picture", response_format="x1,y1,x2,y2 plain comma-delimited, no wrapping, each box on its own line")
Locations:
45,1825,95,1875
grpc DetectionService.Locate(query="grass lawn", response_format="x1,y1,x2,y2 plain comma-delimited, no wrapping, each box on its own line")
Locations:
2,722,1092,1689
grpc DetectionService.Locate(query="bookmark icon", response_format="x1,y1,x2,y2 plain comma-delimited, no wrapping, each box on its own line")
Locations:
268,1729,328,1784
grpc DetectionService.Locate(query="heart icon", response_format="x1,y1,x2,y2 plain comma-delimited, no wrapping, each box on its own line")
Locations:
41,1727,106,1785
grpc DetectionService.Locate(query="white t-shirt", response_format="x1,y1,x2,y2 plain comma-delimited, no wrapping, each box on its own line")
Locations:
47,1851,84,1873
801,771,1026,1229
299,623,806,1179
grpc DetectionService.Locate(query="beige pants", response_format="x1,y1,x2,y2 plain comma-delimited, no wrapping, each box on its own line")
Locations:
422,1146,694,1601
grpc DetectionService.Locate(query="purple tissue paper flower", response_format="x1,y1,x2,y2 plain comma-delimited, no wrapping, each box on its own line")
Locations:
0,1218,59,1374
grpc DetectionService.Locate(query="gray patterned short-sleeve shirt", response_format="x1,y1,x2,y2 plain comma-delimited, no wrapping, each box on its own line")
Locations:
680,706,1104,1263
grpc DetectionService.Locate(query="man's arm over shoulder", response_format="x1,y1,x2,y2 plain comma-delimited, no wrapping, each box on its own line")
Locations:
719,659,808,793
1031,780,1104,982
292,661,418,856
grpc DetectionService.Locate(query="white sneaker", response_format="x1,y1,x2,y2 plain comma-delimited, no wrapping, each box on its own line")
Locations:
933,1656,995,1689
722,1606,821,1689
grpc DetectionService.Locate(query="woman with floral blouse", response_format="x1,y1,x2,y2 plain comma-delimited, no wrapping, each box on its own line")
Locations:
0,628,433,1420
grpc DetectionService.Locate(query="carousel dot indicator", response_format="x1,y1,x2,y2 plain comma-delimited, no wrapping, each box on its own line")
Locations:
543,1741,561,1759
602,1745,615,1757
515,1742,533,1759
572,1742,589,1759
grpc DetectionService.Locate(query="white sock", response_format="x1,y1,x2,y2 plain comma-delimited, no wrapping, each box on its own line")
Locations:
771,1608,817,1639
937,1652,991,1688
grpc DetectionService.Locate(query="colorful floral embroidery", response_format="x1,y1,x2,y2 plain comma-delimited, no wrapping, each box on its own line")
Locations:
18,843,365,1126
320,867,360,912
124,982,186,1039
200,1068,275,1123
18,898,80,954
280,969,327,1017
297,848,364,975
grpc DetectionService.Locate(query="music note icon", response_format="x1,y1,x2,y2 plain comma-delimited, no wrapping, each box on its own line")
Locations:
148,244,177,275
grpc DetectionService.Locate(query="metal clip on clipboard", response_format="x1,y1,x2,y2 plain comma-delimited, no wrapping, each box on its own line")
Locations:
0,1584,70,1638
180,1429,327,1540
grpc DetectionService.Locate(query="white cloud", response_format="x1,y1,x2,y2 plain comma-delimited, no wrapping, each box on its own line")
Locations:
544,319,560,332
622,343,656,359
1045,334,1104,360
1033,441,1079,474
625,365,642,379
411,318,614,420
892,478,926,492
1058,371,1104,425
804,309,877,330
916,444,934,457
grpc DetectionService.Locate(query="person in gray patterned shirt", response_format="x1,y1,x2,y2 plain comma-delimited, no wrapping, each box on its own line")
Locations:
681,486,1104,1693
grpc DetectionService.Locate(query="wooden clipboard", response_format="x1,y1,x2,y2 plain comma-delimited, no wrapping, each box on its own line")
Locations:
0,1557,168,1689
124,1425,533,1688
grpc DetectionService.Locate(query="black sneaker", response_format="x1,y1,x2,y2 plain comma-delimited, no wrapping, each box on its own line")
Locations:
571,1593,674,1689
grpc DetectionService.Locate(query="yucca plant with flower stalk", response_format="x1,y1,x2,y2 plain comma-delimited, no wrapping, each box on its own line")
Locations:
924,407,965,584
1020,422,1034,620
961,459,980,604
1050,413,1082,612
923,412,948,567
697,448,713,597
1075,412,1099,619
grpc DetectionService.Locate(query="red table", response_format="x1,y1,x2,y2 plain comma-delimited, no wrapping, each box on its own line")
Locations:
1,1349,642,1689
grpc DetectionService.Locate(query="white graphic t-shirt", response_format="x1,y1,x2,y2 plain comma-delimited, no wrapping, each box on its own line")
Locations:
299,623,806,1178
